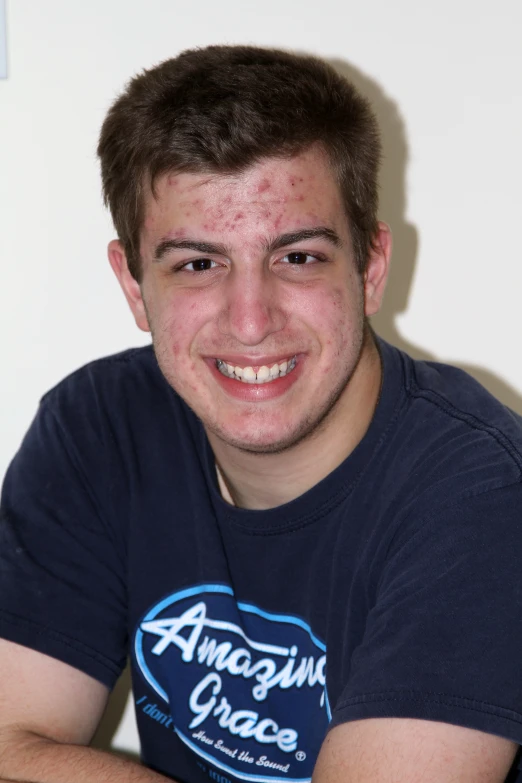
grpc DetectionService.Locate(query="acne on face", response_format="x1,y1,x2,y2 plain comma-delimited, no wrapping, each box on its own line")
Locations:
132,148,374,454
272,215,283,232
141,152,337,258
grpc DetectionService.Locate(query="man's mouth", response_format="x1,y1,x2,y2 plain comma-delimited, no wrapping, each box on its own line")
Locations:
215,356,297,384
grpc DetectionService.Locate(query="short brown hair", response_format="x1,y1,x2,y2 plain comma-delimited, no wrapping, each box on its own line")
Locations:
98,45,381,281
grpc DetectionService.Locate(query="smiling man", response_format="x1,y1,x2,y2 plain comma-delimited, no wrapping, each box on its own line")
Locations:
1,45,522,783
110,146,387,508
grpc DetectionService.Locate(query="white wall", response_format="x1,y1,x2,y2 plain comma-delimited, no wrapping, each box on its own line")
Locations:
1,0,521,756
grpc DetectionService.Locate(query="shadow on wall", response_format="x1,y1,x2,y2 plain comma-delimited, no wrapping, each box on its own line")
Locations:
331,59,522,417
90,54,522,757
91,665,138,759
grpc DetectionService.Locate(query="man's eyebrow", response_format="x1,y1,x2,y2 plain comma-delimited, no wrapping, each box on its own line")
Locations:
265,227,342,252
153,226,342,262
153,238,229,262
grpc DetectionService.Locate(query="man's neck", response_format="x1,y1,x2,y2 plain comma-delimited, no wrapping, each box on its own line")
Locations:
208,333,383,510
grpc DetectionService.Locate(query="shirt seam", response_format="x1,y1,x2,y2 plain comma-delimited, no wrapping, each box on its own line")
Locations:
0,608,123,676
334,689,522,724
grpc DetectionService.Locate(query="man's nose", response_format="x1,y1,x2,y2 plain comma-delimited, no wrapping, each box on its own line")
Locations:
217,267,286,345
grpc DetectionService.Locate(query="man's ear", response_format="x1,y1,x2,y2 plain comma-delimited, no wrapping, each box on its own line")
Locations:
364,221,392,317
107,240,150,332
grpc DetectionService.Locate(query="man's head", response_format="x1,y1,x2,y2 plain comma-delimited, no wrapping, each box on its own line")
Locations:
98,44,382,282
100,46,391,458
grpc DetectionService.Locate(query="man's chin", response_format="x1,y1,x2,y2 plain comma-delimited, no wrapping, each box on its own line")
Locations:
217,437,298,456
206,415,323,456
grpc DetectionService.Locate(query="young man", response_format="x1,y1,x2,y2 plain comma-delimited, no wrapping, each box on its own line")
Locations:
0,45,521,783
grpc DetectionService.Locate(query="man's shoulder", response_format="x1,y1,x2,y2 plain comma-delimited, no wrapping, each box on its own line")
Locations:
403,349,522,448
40,344,167,412
384,342,522,502
18,345,200,489
34,344,195,452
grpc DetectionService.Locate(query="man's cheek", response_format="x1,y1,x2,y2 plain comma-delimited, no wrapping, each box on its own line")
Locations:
166,329,190,361
320,289,361,362
153,300,193,353
314,286,348,324
164,323,202,384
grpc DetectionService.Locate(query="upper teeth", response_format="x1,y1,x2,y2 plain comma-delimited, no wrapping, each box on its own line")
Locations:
216,357,296,384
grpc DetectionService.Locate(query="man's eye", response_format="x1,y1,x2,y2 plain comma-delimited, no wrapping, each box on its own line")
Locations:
181,258,217,272
282,252,315,265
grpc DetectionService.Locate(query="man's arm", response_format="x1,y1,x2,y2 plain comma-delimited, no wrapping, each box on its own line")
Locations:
0,639,171,783
312,718,517,783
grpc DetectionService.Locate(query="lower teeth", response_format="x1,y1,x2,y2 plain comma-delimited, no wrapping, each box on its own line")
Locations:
216,358,296,384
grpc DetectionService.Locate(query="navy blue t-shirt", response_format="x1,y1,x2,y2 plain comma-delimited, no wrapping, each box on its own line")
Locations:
2,339,522,782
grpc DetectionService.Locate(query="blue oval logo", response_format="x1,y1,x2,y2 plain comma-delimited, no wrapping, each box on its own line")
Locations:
134,584,331,782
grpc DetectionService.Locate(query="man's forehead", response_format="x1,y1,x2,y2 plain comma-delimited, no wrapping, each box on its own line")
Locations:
138,149,349,255
149,147,338,202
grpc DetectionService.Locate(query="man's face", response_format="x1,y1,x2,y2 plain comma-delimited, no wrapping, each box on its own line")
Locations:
111,148,389,454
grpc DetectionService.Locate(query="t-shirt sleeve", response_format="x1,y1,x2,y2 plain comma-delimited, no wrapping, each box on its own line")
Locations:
331,483,522,745
0,397,128,688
